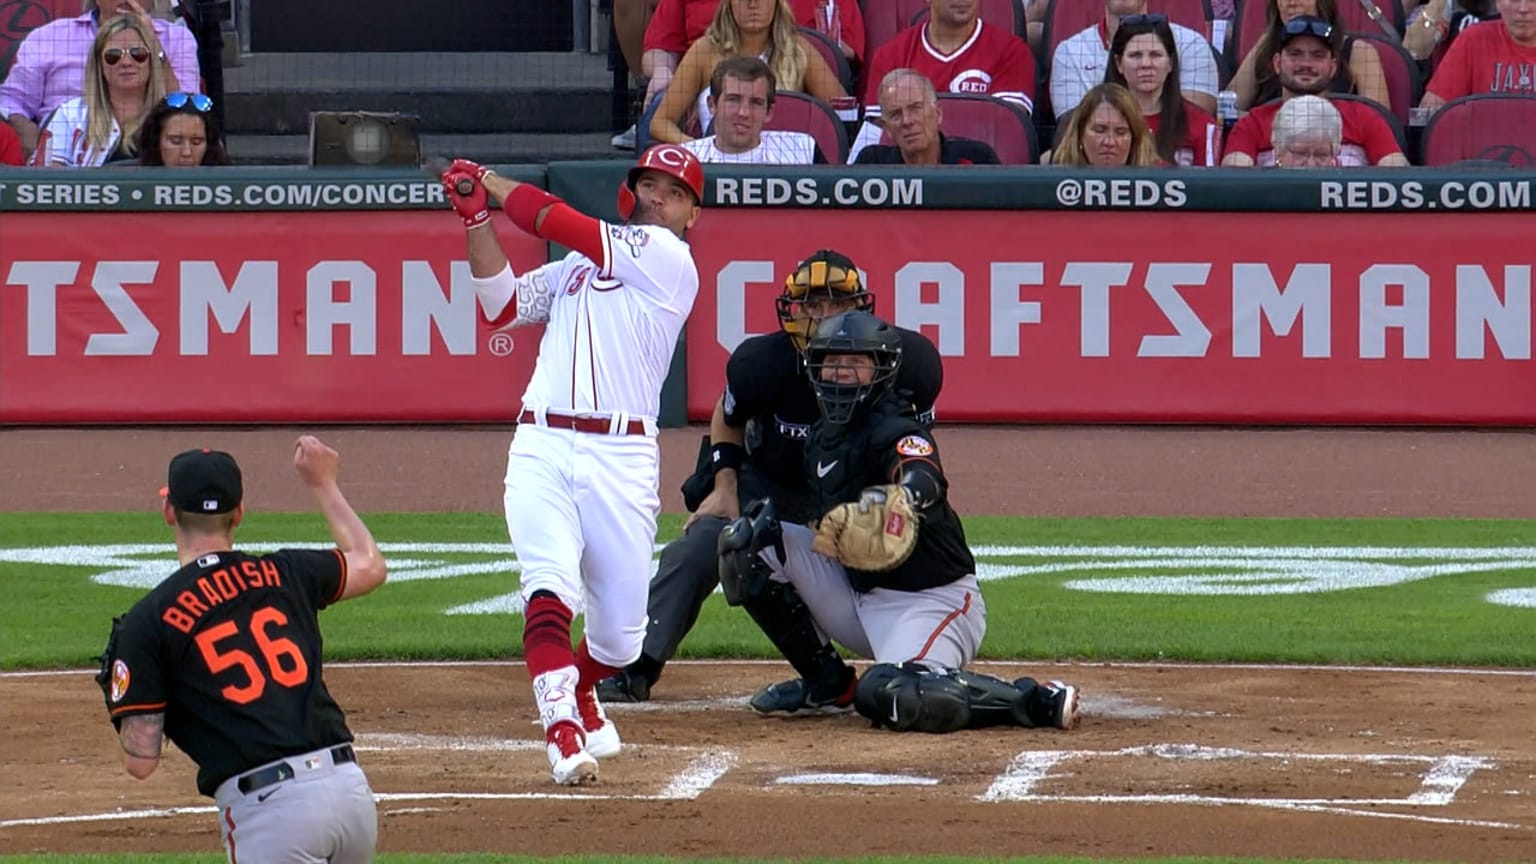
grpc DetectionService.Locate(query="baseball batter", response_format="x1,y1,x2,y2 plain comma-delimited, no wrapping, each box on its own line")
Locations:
719,311,1082,733
598,249,944,713
440,145,703,785
97,439,388,863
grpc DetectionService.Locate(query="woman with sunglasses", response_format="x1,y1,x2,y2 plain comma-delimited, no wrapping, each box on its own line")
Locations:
136,92,230,166
1105,16,1221,166
1231,0,1389,111
40,14,167,167
1045,82,1161,167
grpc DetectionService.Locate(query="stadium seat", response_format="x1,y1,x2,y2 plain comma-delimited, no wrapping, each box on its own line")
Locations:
1421,94,1536,168
861,0,929,59
1338,0,1405,35
1347,30,1421,127
763,90,851,163
935,93,1037,164
800,26,856,93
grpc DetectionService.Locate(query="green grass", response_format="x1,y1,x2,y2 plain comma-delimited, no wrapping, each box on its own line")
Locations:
2,512,1534,669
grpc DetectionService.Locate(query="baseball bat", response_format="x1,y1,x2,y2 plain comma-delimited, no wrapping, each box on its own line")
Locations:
423,156,475,196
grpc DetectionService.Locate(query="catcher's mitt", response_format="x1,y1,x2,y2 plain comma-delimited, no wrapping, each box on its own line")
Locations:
812,484,919,571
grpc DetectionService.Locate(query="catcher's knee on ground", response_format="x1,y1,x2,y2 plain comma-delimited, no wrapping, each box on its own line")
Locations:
854,663,1031,733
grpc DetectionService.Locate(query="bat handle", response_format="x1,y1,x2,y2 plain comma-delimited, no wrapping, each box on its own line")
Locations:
454,177,475,196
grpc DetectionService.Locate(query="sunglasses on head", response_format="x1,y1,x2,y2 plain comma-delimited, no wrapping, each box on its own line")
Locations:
1119,13,1168,26
103,46,149,65
1283,17,1334,40
165,91,213,112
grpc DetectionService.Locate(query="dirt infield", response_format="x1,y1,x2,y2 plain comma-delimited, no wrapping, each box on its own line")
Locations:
2,424,1534,859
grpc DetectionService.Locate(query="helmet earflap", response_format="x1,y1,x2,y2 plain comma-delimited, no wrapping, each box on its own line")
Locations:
618,144,705,221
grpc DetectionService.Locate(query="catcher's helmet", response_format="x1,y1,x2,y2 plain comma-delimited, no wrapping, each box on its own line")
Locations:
617,143,705,221
804,310,903,424
777,249,874,353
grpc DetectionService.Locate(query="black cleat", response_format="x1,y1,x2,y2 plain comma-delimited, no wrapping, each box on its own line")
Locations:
595,669,652,703
749,670,857,716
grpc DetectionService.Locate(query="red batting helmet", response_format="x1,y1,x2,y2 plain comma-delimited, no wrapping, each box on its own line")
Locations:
616,143,705,220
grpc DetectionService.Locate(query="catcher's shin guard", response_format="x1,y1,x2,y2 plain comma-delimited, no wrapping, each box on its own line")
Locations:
855,664,1032,733
740,580,848,689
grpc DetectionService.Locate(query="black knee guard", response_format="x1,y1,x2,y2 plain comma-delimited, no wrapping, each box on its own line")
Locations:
855,664,1032,733
716,498,783,606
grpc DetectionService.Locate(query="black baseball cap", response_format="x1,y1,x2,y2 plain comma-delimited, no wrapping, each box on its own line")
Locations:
161,449,243,514
1278,15,1336,51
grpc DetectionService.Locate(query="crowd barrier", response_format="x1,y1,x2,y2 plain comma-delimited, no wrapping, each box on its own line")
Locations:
3,164,1533,426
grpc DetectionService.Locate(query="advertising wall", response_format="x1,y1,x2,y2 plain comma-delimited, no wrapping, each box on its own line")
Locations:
4,165,1533,425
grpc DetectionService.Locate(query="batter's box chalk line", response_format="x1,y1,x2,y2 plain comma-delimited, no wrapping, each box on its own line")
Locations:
977,743,1527,830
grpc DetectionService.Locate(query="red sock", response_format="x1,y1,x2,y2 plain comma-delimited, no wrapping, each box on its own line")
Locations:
522,594,575,678
574,639,617,691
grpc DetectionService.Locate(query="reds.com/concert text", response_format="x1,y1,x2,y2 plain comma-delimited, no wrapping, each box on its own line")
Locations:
6,259,1529,361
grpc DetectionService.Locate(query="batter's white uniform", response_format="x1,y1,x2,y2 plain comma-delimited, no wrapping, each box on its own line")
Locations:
480,221,699,669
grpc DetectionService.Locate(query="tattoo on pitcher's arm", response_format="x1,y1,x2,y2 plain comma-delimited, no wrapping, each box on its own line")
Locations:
120,713,165,759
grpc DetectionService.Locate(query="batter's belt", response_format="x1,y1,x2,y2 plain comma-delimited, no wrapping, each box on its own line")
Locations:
237,743,356,795
518,409,650,436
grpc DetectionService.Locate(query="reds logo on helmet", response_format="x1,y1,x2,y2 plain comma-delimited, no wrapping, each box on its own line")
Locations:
950,70,994,94
617,144,705,220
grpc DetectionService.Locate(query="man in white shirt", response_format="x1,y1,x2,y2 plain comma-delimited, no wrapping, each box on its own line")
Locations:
682,56,823,165
1050,0,1218,118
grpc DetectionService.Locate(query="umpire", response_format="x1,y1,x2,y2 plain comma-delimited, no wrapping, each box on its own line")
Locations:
598,249,943,711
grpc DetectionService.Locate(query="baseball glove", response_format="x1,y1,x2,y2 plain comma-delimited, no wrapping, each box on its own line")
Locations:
812,484,919,571
94,616,124,717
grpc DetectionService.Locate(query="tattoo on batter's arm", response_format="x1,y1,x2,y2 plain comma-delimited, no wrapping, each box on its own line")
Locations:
120,713,165,760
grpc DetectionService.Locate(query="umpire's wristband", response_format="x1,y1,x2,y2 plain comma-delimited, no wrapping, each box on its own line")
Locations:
710,442,746,475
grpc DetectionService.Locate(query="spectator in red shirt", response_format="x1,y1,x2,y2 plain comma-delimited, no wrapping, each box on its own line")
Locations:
1222,16,1409,166
0,121,23,165
1271,94,1343,167
649,0,847,146
1420,3,1536,111
1104,15,1220,166
850,0,1036,161
1230,0,1390,112
1046,82,1160,166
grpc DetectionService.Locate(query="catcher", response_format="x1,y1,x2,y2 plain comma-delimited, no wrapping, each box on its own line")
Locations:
719,311,1081,733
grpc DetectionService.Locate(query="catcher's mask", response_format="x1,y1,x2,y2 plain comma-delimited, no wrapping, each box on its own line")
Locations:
804,310,902,425
617,143,705,221
777,249,873,353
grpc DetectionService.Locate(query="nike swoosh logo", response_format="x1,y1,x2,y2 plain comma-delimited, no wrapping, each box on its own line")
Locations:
816,460,837,478
257,788,280,802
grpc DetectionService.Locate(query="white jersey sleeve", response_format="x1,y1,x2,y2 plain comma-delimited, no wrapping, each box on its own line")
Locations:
597,222,700,310
473,261,561,327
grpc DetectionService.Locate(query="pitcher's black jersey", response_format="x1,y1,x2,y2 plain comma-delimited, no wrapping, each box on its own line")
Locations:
106,548,353,796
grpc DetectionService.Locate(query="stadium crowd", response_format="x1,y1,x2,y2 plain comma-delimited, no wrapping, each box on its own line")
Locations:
1,0,1532,169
